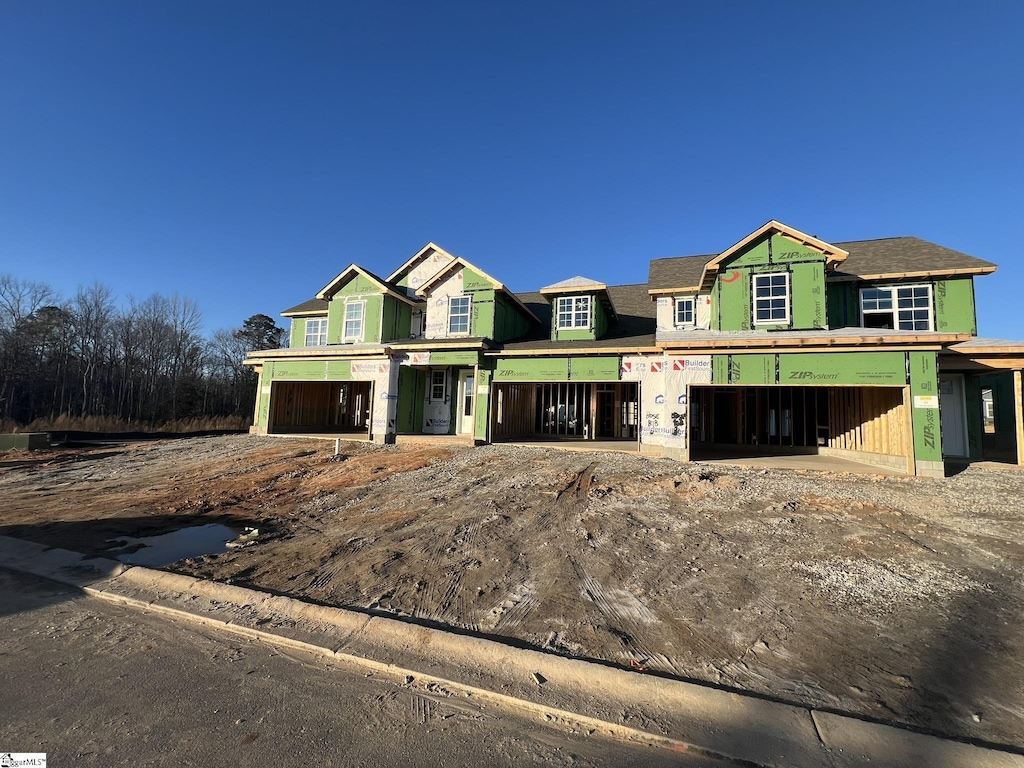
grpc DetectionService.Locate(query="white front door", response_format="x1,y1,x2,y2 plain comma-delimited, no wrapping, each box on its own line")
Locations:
458,370,475,435
939,374,968,457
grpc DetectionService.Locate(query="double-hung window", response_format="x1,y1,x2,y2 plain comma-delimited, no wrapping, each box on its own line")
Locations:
674,297,695,327
304,317,327,346
430,370,446,401
449,296,471,335
343,301,364,342
860,285,933,331
556,296,591,329
753,273,790,325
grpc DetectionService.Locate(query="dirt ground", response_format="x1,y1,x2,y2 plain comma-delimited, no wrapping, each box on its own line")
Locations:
3,435,1024,748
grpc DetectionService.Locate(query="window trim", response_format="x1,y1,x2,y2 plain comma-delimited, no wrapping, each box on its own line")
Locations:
859,283,934,331
448,295,472,336
752,272,791,326
429,369,446,402
304,317,328,346
342,300,365,342
556,295,592,330
674,296,696,328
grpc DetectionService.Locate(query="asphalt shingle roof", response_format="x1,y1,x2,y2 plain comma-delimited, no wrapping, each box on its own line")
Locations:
647,237,995,290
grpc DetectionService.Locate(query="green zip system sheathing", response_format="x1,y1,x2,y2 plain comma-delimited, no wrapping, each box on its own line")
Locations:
711,352,907,386
909,351,943,475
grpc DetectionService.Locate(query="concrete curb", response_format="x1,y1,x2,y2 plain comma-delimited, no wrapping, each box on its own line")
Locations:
2,534,1022,768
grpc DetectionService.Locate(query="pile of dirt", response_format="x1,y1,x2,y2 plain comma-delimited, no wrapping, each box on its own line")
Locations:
4,435,1024,748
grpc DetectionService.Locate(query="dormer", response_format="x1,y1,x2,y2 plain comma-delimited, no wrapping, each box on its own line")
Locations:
415,258,539,342
539,277,618,341
315,264,419,344
701,221,846,332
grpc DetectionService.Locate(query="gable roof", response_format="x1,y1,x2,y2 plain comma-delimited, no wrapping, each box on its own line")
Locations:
648,235,996,293
539,276,608,294
386,242,457,285
413,257,541,324
315,264,418,305
698,220,848,291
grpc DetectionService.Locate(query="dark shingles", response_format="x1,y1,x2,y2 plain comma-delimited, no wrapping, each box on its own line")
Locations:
647,254,715,291
831,237,995,278
646,237,995,290
282,298,328,315
504,284,656,349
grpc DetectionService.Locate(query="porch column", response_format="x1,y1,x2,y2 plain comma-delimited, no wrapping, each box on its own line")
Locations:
1015,370,1024,466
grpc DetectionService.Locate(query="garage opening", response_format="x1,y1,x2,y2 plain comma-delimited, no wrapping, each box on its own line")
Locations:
690,385,909,469
269,381,372,435
493,382,638,441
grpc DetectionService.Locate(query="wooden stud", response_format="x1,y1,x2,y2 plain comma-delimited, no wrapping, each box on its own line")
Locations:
1015,370,1024,467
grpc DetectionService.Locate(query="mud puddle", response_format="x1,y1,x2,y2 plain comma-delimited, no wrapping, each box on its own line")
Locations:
107,524,239,567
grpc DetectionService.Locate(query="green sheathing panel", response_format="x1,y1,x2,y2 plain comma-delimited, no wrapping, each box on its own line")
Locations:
791,261,826,330
474,369,492,439
714,268,750,331
964,374,984,460
935,277,977,335
492,293,533,343
256,372,271,431
462,266,493,292
769,234,823,264
326,361,353,379
431,351,480,366
712,355,730,384
396,367,426,434
335,273,380,297
555,327,597,341
826,282,857,329
594,300,609,339
569,357,619,380
264,360,353,382
729,239,770,266
909,352,942,463
779,352,906,385
270,360,329,381
730,354,776,385
289,319,306,348
381,296,412,343
326,274,384,343
494,357,570,381
471,289,496,339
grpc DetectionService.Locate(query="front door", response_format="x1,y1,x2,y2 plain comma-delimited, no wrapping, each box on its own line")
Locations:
458,370,475,436
939,374,968,457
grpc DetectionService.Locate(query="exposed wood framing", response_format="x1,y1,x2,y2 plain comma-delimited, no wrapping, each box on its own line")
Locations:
903,386,915,475
1015,370,1024,467
828,387,906,456
828,265,997,283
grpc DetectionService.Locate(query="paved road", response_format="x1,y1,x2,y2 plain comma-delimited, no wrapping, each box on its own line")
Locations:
0,569,730,767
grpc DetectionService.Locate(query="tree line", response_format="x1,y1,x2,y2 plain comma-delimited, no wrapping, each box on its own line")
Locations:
0,274,284,432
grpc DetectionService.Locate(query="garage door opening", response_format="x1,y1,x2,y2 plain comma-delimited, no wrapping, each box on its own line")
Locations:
492,382,638,442
269,381,372,436
689,385,910,471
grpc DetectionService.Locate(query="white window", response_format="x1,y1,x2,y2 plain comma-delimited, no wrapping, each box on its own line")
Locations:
449,296,471,335
343,301,364,341
556,296,591,329
430,370,446,401
860,285,933,331
753,273,790,325
304,317,327,346
674,297,695,327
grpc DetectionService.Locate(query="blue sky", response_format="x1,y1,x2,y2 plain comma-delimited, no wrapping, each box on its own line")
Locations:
2,2,1022,338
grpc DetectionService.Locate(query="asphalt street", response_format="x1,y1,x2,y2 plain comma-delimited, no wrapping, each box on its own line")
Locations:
0,568,730,767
